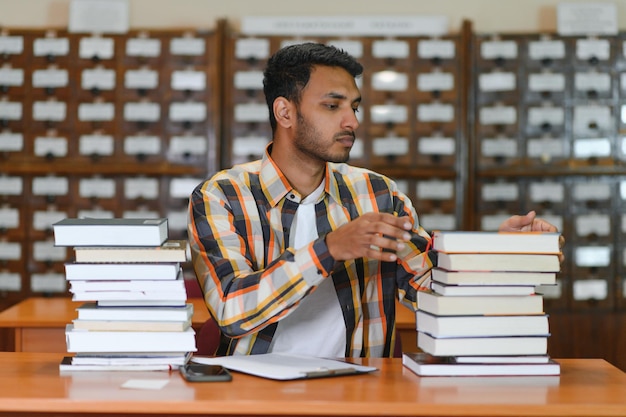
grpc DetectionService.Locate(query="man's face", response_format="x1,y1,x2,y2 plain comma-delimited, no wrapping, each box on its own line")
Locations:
292,65,361,164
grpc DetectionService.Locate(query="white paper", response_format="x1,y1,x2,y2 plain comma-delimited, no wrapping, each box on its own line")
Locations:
124,177,159,199
371,71,408,91
573,279,607,301
123,102,160,122
78,177,116,198
191,353,376,380
481,183,519,201
478,72,516,92
417,72,454,92
169,136,207,156
170,178,202,199
573,137,611,158
34,137,68,157
32,68,69,88
372,40,409,59
79,134,114,156
78,37,115,59
124,135,161,155
78,102,115,121
81,67,116,90
69,0,129,34
573,182,611,201
370,105,408,124
418,39,455,59
480,40,518,59
372,137,408,156
170,37,205,56
233,71,264,90
528,73,565,92
0,67,24,86
233,103,268,123
528,39,566,60
126,38,161,57
169,102,206,122
124,69,159,89
171,70,206,91
327,40,363,58
481,137,518,157
557,2,617,36
529,182,564,202
0,207,19,228
417,103,454,122
0,132,24,152
33,37,70,56
235,38,270,60
418,136,455,155
574,246,611,267
416,179,454,199
574,72,611,92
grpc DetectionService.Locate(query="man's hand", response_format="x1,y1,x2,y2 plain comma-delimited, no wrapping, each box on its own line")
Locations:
499,210,565,262
498,210,557,232
325,213,412,262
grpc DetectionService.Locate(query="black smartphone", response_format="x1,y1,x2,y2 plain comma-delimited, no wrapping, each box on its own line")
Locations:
179,363,232,382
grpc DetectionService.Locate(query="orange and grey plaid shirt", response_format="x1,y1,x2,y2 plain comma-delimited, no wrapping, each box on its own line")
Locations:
188,148,434,357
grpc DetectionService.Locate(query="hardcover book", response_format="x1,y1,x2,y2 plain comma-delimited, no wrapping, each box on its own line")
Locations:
436,252,561,273
431,231,561,254
417,290,545,316
417,332,549,356
416,310,550,337
73,240,188,263
402,352,560,377
53,218,168,247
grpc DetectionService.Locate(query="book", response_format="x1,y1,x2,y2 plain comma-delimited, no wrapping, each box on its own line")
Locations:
59,356,181,372
73,240,188,263
96,299,187,307
402,352,560,377
431,281,536,296
71,318,192,332
64,262,181,281
53,218,168,247
431,268,557,286
416,310,550,337
436,252,561,273
76,302,194,322
454,355,552,363
417,290,545,316
69,277,186,293
431,231,561,254
417,332,549,356
71,289,188,302
64,324,197,353
191,353,378,381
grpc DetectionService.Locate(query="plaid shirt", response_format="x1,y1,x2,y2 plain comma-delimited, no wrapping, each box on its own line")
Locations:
188,148,434,357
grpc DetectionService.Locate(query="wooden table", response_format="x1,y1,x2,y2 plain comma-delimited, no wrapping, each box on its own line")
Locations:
0,297,211,352
0,297,418,353
0,353,624,417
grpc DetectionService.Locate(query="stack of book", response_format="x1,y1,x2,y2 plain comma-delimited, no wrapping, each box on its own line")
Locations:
403,230,562,377
52,217,197,372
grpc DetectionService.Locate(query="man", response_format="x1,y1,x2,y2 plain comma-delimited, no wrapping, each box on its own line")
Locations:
188,42,561,358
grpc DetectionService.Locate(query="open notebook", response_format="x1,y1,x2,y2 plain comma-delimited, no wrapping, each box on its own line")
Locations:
191,353,377,380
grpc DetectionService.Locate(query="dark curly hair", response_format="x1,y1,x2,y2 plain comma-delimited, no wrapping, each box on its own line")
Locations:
262,42,363,133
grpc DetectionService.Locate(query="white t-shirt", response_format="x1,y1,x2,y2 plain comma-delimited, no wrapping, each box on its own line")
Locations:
268,182,346,357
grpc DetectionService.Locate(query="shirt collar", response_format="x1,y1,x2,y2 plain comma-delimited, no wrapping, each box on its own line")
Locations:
259,142,342,208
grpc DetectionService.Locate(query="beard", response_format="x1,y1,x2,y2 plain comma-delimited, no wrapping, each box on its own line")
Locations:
294,111,353,164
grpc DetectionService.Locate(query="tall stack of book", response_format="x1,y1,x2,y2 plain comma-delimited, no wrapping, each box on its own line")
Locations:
52,218,197,372
403,231,562,377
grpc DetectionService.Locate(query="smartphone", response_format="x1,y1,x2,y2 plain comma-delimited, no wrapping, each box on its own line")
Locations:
179,363,232,382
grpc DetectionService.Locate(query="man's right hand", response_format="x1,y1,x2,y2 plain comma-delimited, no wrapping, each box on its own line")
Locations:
325,212,412,262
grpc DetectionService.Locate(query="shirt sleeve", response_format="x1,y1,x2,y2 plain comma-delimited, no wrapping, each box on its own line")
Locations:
187,178,336,338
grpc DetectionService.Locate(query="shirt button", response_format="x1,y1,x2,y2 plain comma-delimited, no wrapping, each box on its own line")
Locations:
290,194,295,199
